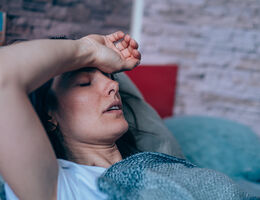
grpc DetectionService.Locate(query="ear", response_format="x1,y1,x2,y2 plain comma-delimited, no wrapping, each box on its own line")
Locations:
47,110,58,131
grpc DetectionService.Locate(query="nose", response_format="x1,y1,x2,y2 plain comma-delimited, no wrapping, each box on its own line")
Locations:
107,79,119,96
98,72,119,97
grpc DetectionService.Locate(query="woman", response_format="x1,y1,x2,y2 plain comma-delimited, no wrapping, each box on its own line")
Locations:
0,31,141,200
0,31,254,200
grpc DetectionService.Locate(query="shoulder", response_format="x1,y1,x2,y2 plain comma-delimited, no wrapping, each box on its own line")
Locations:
4,159,107,200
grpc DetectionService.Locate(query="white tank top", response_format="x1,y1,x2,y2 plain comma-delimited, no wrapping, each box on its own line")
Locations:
4,159,108,200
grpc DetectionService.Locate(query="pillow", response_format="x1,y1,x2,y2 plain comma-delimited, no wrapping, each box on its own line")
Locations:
115,72,184,159
164,115,260,182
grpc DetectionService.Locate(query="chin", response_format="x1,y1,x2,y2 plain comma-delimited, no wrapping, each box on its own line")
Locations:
110,119,129,140
121,120,129,134
117,119,129,134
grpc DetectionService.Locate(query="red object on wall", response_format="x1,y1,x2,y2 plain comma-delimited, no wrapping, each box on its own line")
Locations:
125,65,178,118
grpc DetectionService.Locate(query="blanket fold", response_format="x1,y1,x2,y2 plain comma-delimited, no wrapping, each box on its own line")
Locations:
98,152,257,200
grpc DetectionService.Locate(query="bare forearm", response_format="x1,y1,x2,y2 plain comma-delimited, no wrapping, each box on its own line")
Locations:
0,39,93,93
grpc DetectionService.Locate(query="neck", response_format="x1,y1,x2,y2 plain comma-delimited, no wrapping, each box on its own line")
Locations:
65,141,123,168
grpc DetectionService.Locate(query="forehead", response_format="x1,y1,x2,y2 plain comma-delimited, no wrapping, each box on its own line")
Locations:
62,67,96,80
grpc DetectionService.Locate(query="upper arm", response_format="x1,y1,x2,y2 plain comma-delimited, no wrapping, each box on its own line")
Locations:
0,83,58,199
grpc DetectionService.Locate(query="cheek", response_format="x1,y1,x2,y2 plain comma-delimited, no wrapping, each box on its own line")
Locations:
98,114,129,141
57,91,101,133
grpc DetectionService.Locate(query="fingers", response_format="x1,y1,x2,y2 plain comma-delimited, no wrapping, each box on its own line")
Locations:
121,48,131,58
124,35,138,49
107,31,125,42
106,31,141,71
133,49,141,59
120,45,141,59
115,34,130,51
115,39,128,50
121,48,141,70
124,58,140,71
124,34,131,43
130,38,138,49
115,34,139,50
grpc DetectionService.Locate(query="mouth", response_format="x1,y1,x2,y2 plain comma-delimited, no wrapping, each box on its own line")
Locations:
103,100,123,114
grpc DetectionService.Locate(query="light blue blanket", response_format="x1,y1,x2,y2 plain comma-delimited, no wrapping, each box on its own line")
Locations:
98,152,258,200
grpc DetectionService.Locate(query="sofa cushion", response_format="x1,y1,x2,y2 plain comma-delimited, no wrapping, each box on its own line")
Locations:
116,72,184,159
164,115,260,181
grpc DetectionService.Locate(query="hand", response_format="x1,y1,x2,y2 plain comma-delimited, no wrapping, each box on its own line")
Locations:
79,31,141,73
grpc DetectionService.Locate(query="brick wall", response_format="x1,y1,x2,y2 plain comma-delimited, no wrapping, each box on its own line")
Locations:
141,0,260,136
1,0,259,136
0,0,132,43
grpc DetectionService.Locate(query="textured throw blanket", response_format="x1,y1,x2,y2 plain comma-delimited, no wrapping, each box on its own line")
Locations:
98,152,257,200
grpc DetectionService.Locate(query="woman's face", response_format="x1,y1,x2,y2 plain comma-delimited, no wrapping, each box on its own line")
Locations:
50,68,128,145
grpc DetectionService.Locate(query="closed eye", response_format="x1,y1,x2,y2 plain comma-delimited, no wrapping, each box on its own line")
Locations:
79,82,91,87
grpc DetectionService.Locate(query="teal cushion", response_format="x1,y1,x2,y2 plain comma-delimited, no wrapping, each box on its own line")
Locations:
0,175,5,200
164,115,260,182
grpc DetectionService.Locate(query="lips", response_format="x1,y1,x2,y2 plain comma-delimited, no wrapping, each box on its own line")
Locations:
103,100,122,113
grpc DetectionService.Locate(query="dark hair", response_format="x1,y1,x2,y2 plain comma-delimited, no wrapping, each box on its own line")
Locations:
29,79,71,159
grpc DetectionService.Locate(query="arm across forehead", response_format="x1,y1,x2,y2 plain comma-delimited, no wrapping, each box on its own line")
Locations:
0,31,140,200
62,67,96,79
